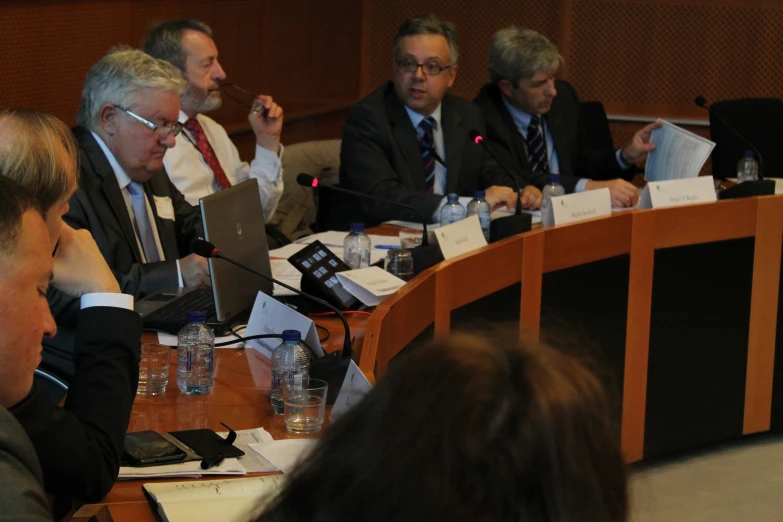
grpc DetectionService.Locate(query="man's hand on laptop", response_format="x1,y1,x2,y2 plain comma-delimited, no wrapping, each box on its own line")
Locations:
52,224,120,296
180,254,212,288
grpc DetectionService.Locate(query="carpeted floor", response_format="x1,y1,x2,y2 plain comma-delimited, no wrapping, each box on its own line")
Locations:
630,433,783,521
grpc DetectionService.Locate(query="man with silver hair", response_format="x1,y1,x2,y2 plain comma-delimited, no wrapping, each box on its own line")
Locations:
141,20,284,221
474,27,660,208
340,15,525,224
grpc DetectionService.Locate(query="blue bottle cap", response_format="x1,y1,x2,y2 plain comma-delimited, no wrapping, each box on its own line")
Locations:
446,193,459,202
187,311,207,323
548,173,561,184
350,222,365,232
282,329,301,342
744,150,754,159
473,190,486,199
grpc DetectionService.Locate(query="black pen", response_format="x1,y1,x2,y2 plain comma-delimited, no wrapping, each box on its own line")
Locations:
200,454,225,470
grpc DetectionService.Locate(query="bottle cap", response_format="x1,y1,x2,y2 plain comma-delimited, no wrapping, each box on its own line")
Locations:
473,190,486,199
446,193,459,202
187,311,207,323
548,173,561,184
350,222,365,232
282,329,301,342
744,150,754,159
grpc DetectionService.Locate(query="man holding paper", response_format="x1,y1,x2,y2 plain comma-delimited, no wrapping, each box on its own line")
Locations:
474,27,661,208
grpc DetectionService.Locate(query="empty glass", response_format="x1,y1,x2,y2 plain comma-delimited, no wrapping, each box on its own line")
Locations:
385,249,414,281
138,343,170,396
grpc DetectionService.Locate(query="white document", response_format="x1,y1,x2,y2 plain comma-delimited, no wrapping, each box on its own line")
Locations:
118,457,245,480
544,187,612,226
329,359,373,423
639,176,717,209
215,428,277,474
336,266,406,306
646,120,716,181
382,220,441,231
144,475,285,522
270,259,302,297
294,230,348,249
434,214,488,260
245,291,324,358
157,327,247,349
268,242,307,259
247,439,318,475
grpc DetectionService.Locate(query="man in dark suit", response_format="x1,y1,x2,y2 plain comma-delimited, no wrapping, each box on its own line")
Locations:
474,27,660,208
340,15,529,224
45,49,209,376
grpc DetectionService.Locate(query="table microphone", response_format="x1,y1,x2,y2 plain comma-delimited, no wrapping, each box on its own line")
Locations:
695,95,765,179
192,239,351,403
468,130,532,240
296,173,429,246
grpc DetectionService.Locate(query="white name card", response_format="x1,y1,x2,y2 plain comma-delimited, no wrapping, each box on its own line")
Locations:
245,291,323,358
434,214,488,260
329,359,373,423
639,176,717,209
543,187,612,226
336,266,406,306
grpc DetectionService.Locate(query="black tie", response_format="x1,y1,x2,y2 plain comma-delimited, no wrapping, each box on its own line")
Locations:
526,115,550,173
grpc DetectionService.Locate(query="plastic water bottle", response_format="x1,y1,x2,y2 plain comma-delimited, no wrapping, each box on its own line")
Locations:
541,174,566,228
467,190,492,241
177,311,215,394
269,330,310,415
440,193,467,225
344,223,371,269
737,150,759,183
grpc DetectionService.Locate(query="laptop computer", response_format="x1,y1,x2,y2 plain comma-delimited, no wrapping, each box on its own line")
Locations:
137,179,273,334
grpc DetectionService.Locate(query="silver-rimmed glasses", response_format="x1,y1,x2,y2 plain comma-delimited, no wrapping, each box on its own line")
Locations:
113,105,184,139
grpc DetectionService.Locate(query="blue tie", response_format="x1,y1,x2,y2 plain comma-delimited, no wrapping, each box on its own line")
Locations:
127,181,160,263
526,115,550,173
417,117,437,193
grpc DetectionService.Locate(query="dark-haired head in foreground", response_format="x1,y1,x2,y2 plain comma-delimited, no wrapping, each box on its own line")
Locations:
254,330,627,522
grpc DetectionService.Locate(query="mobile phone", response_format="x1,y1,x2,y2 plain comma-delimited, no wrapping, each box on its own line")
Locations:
123,430,187,467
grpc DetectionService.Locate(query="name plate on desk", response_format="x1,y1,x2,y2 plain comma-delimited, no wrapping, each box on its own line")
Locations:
640,176,717,209
336,266,406,306
246,291,323,358
434,214,488,260
544,187,612,226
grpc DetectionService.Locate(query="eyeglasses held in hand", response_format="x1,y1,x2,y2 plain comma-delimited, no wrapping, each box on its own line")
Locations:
220,83,269,115
113,105,184,139
396,59,454,76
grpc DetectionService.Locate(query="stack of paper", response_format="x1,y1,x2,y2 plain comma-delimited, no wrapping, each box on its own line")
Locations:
247,438,318,474
144,475,285,522
215,428,278,474
118,457,246,480
335,266,407,306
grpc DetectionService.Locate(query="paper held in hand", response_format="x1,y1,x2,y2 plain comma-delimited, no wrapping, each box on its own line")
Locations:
543,188,612,227
645,120,715,181
336,266,406,306
639,176,717,209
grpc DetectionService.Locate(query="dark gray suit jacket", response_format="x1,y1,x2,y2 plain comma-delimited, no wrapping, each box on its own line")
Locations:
473,81,628,193
340,82,514,223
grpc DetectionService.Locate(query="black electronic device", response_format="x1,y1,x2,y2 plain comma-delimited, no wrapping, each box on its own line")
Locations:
123,430,187,467
286,240,358,311
718,179,775,200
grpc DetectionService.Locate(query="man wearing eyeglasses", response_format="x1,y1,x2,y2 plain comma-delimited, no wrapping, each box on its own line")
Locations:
47,48,208,361
340,15,532,224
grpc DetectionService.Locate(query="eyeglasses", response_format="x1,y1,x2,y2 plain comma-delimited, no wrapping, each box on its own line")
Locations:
113,105,184,139
396,59,453,76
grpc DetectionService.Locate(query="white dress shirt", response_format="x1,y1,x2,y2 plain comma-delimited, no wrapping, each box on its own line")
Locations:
91,131,184,286
502,98,630,192
165,111,284,221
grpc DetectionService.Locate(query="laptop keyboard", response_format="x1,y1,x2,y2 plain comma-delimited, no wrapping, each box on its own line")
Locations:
143,289,217,325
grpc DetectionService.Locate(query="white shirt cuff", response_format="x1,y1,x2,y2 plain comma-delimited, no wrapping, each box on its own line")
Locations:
80,293,134,311
176,259,184,288
575,178,590,193
616,149,632,170
253,143,284,180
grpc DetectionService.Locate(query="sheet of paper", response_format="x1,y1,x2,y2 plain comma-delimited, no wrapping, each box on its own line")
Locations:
248,439,318,474
382,220,441,231
336,266,406,306
434,214,488,260
294,231,348,249
268,242,307,259
270,259,302,296
157,328,247,349
329,359,373,423
118,457,245,479
245,291,324,358
215,428,277,474
646,120,716,181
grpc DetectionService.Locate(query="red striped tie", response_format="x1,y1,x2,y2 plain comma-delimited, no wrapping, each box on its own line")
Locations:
184,118,232,190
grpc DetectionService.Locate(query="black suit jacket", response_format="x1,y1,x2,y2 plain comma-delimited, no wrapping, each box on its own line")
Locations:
11,306,141,503
44,127,202,376
473,81,628,193
340,82,512,223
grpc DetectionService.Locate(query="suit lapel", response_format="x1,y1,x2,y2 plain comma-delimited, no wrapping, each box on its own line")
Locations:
385,86,429,191
74,127,143,263
441,95,464,194
488,84,530,170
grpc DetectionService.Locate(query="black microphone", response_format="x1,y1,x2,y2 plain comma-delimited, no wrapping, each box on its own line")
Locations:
695,95,764,179
296,173,429,247
193,239,351,403
468,130,532,241
468,130,524,216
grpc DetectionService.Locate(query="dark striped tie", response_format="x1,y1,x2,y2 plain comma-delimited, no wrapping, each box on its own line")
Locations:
417,116,436,193
526,115,550,173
